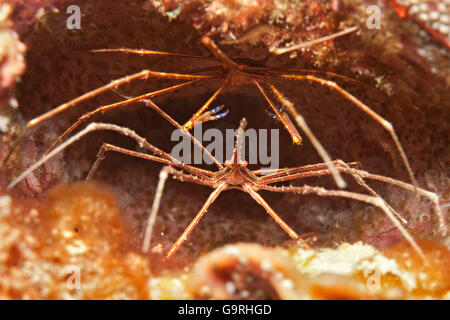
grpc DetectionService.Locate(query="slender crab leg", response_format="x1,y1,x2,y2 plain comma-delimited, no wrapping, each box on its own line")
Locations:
256,161,359,181
141,164,219,254
244,184,300,240
44,79,204,156
165,182,228,259
91,48,219,61
271,26,359,55
255,80,347,189
7,123,214,189
86,143,213,181
81,83,224,169
261,184,427,260
253,80,302,145
27,71,218,128
261,162,407,224
279,73,418,192
143,166,170,254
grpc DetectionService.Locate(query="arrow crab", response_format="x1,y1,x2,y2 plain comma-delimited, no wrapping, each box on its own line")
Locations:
6,18,447,260
23,29,420,192
9,93,446,260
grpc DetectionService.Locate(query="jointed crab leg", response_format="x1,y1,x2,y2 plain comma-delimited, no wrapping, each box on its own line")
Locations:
279,74,418,192
334,165,446,235
143,166,170,253
144,99,224,169
44,78,224,169
261,161,407,224
258,158,446,251
256,80,347,189
337,161,407,225
259,161,359,183
106,86,224,169
244,184,300,240
261,184,426,260
86,143,172,180
166,182,228,258
86,145,220,254
176,65,225,76
252,162,356,176
90,148,218,255
142,164,224,254
260,160,446,230
88,141,218,186
91,48,220,61
252,80,302,145
7,123,214,189
201,36,241,70
268,67,420,112
44,79,204,156
271,26,359,55
27,71,218,128
86,142,214,182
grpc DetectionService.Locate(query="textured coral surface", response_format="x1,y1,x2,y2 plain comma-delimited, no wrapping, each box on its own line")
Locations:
1,184,448,299
0,0,448,299
0,184,150,299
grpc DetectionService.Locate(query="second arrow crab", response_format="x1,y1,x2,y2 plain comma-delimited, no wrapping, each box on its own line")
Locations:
22,27,419,192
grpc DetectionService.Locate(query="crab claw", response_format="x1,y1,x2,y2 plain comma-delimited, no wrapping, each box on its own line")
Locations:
265,105,302,145
266,105,284,120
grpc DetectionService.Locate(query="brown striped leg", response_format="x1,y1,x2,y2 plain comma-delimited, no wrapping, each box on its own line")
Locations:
44,80,203,156
278,73,418,192
243,184,299,240
143,166,170,254
256,80,346,189
260,184,426,260
27,70,218,128
8,123,213,189
165,182,228,259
